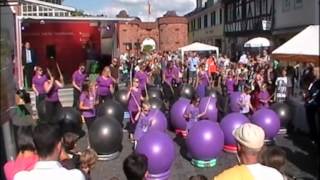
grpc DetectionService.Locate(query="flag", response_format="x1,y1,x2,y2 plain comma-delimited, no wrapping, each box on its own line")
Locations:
147,0,151,15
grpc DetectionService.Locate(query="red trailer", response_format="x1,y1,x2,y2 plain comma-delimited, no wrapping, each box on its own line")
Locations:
19,16,133,83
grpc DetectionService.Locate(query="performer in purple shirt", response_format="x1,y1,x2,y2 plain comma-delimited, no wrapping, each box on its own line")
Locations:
183,95,209,134
257,84,272,109
162,61,179,107
32,66,47,113
72,64,86,108
44,66,64,122
134,64,149,94
127,78,144,142
133,102,153,146
79,81,97,130
196,63,211,98
96,66,115,103
225,71,237,95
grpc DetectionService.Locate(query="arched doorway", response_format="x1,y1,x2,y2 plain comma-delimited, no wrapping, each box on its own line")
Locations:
141,38,156,53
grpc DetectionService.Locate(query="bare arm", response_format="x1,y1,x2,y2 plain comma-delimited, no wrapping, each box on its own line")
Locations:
44,68,54,93
72,80,81,91
79,100,92,110
44,80,54,93
133,108,142,122
32,84,39,96
110,84,115,94
55,80,64,88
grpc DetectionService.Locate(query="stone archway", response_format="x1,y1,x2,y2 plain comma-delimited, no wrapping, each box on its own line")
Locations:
141,38,156,53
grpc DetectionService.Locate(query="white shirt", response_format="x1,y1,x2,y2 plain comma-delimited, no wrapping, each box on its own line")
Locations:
239,93,251,114
14,161,85,180
275,77,288,98
246,163,284,180
239,54,248,65
26,49,32,64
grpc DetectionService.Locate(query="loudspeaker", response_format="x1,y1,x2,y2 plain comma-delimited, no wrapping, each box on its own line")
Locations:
46,45,56,59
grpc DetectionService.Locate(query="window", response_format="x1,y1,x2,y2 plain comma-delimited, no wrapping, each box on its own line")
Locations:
255,0,261,16
204,15,208,28
197,17,202,29
282,0,290,12
219,8,223,24
294,0,303,9
211,11,216,26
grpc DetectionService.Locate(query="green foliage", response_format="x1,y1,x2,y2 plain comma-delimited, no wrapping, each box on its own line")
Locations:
142,44,154,53
71,9,88,17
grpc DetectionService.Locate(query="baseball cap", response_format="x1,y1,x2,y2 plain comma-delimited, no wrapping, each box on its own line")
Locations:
232,123,265,149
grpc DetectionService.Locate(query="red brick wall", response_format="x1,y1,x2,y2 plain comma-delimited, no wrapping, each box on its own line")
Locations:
117,16,188,55
159,23,188,51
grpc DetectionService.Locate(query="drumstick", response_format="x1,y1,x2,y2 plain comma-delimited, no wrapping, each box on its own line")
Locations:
144,85,149,100
130,63,133,87
204,96,211,113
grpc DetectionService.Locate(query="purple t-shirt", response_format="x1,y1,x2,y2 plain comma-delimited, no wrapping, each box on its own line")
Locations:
79,92,96,118
134,71,148,90
225,78,236,94
134,114,151,141
72,70,86,88
32,75,47,95
164,68,174,83
185,104,200,130
199,71,209,86
258,90,270,109
128,88,142,113
46,84,59,102
96,76,113,96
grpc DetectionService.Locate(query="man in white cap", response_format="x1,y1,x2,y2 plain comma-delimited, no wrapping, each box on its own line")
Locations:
214,123,283,180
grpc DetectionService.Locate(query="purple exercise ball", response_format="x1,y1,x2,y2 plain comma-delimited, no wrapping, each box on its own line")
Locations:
251,108,280,140
170,97,190,130
229,91,241,112
186,121,224,160
199,97,218,122
147,109,168,132
136,131,176,174
220,113,250,146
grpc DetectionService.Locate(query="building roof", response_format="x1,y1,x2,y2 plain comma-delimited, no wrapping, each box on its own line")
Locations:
22,0,75,11
19,16,135,21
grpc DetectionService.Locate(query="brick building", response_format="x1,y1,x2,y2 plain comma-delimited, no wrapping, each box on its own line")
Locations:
116,11,188,56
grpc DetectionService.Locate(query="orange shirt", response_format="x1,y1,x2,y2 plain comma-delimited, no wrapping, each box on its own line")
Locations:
207,58,218,73
214,165,254,180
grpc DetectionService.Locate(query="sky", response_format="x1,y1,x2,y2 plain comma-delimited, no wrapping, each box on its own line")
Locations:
63,0,196,21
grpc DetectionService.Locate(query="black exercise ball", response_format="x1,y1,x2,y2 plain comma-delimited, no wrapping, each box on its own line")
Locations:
89,116,123,155
206,88,220,99
54,107,85,137
114,88,129,108
148,97,164,111
96,100,125,125
180,84,195,99
148,87,162,99
270,102,291,127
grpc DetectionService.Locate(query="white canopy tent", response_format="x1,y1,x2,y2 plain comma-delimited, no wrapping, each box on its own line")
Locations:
244,37,271,48
179,42,219,61
272,25,319,64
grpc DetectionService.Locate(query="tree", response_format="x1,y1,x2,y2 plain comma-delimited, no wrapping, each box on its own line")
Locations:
71,9,87,17
142,45,154,53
